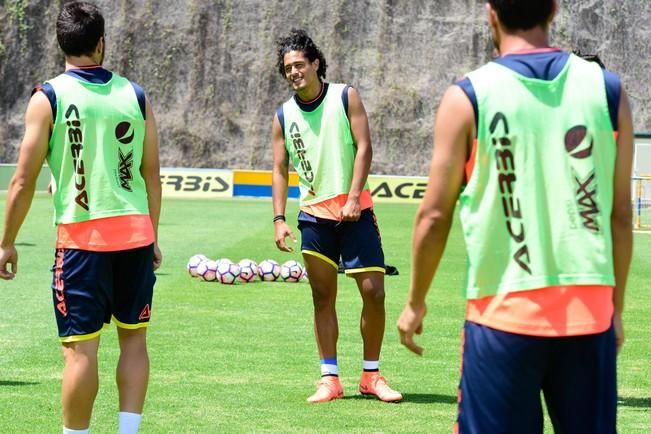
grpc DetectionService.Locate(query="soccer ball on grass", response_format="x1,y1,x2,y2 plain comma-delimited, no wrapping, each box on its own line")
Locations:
187,254,208,277
216,261,241,284
258,259,280,281
280,260,303,282
196,259,218,282
238,259,258,282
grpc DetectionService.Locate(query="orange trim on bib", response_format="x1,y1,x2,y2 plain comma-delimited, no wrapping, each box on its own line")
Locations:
464,138,478,183
466,285,613,337
300,190,373,220
56,214,155,252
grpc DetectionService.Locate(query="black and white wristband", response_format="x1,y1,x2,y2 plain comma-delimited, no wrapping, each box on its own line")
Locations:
273,214,286,223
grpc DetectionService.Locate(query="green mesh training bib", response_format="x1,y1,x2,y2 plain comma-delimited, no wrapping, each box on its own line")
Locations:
46,72,149,224
461,54,616,299
282,83,369,205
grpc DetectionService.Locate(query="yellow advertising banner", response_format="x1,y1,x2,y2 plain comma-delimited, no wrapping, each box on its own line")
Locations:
233,170,299,186
160,168,233,198
368,175,428,203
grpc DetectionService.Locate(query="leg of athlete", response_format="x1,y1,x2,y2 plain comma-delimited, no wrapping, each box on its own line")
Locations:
303,253,344,403
353,271,385,361
354,270,402,402
61,337,101,429
116,327,149,413
304,253,339,361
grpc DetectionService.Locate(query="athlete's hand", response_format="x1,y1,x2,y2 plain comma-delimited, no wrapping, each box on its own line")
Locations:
397,301,427,356
341,197,361,221
613,311,625,354
0,245,18,280
275,221,297,252
153,243,162,271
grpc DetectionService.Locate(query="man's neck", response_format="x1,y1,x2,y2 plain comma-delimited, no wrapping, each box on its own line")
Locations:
296,80,324,103
498,28,550,56
65,55,100,71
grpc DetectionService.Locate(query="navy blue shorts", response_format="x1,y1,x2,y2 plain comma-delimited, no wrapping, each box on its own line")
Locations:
456,321,617,434
51,244,156,342
297,209,385,274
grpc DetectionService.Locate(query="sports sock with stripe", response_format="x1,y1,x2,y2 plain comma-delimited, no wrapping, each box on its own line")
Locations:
363,360,379,372
320,357,339,376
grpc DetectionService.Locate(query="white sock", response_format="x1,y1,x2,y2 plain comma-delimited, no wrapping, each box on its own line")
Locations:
63,428,89,434
363,360,380,371
320,357,339,376
118,412,142,434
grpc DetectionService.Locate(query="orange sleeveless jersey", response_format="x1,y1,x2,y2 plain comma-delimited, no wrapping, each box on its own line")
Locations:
56,215,155,252
300,190,373,220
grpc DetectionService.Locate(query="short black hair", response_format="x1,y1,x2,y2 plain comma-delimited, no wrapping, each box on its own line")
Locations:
488,0,554,31
275,29,327,79
56,1,105,56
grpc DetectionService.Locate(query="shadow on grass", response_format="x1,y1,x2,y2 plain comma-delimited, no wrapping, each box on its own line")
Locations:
0,380,39,386
345,393,456,405
618,396,651,408
344,394,650,407
15,242,36,247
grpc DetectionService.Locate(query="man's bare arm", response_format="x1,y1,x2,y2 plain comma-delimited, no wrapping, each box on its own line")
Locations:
611,87,634,352
0,92,51,278
342,87,372,221
397,85,473,354
271,113,296,251
140,97,162,270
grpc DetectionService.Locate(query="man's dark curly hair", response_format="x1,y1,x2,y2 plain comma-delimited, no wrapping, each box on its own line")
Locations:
275,29,327,79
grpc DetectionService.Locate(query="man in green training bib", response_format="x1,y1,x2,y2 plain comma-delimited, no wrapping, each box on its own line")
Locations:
272,29,402,403
0,3,162,433
397,1,633,432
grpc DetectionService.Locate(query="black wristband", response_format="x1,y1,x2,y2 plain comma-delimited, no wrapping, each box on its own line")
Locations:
273,214,286,223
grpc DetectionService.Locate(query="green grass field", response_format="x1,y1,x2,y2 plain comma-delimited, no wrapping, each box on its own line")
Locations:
1,193,650,433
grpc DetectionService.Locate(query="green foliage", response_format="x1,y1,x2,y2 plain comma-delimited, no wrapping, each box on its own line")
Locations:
7,0,31,52
222,0,233,33
0,194,649,432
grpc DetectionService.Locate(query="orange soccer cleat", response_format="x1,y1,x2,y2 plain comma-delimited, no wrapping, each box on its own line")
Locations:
306,376,344,403
359,372,403,402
